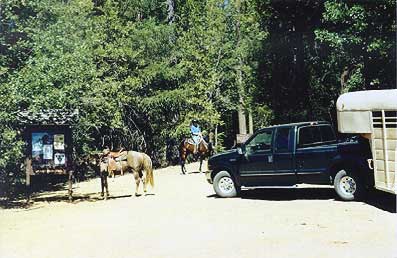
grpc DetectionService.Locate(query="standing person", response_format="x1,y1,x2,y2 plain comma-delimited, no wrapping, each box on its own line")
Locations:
190,119,202,154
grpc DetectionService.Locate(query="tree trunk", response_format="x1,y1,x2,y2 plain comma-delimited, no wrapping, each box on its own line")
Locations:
215,125,218,148
236,0,247,135
248,112,253,134
238,106,247,134
166,0,175,24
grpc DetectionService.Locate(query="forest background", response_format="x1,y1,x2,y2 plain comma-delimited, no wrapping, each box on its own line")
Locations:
0,0,395,194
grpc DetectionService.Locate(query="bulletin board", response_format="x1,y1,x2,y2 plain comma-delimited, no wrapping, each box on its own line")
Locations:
25,125,73,174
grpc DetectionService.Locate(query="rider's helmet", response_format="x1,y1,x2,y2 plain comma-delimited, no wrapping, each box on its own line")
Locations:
191,119,198,124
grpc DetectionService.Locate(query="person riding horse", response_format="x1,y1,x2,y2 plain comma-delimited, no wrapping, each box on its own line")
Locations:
180,119,212,174
190,119,202,154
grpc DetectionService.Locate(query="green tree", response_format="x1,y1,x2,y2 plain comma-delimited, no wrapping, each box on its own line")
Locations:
314,0,395,101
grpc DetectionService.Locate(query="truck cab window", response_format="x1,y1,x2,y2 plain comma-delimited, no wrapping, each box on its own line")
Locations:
298,125,336,148
245,130,273,153
320,125,336,143
275,128,290,152
299,126,320,147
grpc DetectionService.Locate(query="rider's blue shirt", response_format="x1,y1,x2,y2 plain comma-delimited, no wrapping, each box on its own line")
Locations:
190,124,201,135
190,124,201,144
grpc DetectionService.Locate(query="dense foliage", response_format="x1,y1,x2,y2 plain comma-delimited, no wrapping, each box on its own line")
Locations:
0,0,395,194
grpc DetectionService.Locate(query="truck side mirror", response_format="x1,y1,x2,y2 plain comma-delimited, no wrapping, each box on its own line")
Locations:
237,147,243,155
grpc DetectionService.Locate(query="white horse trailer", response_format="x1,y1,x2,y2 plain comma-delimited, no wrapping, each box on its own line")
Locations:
336,89,397,195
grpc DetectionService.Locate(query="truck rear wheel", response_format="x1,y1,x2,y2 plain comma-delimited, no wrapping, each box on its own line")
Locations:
213,171,238,198
334,169,365,201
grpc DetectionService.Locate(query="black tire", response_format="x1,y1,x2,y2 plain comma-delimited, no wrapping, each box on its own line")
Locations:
213,171,238,198
334,168,366,201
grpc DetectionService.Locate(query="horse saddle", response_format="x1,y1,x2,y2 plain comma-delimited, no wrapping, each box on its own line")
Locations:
187,139,196,145
107,151,127,171
109,157,127,172
188,138,207,146
113,151,128,161
107,157,116,171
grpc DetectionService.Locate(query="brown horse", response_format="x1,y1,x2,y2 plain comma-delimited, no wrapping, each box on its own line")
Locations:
100,150,154,199
179,138,213,174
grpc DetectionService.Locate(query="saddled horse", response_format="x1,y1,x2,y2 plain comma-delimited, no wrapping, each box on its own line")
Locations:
99,150,154,199
105,149,128,178
179,137,213,174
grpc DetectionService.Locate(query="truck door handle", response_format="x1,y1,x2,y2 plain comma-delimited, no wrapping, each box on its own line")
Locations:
268,155,273,163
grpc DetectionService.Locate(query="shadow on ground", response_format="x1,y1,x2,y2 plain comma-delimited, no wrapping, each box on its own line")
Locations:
1,189,134,209
34,193,133,203
208,187,396,213
239,187,335,201
0,174,74,209
0,173,133,209
365,189,396,213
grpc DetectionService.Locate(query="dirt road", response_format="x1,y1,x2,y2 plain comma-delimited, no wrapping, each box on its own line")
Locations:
1,162,396,258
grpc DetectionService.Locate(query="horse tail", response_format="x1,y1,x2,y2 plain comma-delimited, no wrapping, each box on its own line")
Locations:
144,154,154,187
179,139,186,162
179,139,185,153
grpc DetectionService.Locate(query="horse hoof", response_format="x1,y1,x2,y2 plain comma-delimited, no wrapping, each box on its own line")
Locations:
135,193,141,197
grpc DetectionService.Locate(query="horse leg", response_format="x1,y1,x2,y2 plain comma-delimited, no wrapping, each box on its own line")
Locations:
141,170,148,194
120,163,124,176
110,169,115,182
100,175,105,197
104,175,109,200
183,162,188,174
184,161,188,174
180,143,188,174
180,160,186,175
199,156,203,173
133,170,141,196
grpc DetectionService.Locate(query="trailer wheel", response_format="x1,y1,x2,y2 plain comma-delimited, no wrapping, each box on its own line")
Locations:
334,169,365,201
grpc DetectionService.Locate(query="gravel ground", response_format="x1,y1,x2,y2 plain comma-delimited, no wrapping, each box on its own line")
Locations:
1,161,396,258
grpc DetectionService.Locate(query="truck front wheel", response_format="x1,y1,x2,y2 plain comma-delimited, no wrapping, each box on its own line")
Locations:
334,169,365,201
213,171,238,198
